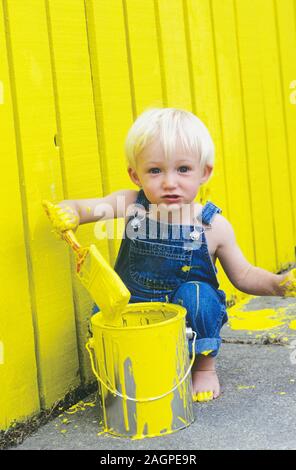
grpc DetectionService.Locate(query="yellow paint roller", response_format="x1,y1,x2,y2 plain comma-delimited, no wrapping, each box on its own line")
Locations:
42,200,130,326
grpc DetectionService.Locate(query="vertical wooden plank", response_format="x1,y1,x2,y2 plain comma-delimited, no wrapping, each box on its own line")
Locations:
253,0,294,269
186,0,227,211
124,0,163,115
156,0,192,108
234,0,278,272
0,1,39,428
275,0,296,248
209,0,255,301
4,0,80,408
186,0,233,298
85,0,134,263
46,0,106,383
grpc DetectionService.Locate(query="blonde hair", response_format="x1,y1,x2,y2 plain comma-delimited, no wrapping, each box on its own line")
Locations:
125,107,215,171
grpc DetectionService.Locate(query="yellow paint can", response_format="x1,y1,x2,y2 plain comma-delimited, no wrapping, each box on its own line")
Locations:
86,302,195,439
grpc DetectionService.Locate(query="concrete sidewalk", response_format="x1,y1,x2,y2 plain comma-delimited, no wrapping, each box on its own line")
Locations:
13,296,296,450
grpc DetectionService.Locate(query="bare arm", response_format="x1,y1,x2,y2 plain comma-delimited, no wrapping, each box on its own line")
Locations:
215,216,287,296
59,189,139,225
43,189,139,237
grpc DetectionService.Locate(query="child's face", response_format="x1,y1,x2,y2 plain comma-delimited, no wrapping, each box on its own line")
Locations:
128,138,213,209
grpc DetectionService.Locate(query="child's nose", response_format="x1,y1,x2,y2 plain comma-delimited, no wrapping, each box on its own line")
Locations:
163,173,177,189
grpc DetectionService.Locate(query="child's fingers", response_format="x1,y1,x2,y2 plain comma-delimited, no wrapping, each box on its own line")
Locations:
279,268,296,297
42,200,79,236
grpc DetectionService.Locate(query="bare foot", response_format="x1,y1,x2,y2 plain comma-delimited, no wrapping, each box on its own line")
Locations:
192,354,220,402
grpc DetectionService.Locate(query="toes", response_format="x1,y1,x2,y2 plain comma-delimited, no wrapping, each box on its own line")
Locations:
213,389,220,399
192,391,213,402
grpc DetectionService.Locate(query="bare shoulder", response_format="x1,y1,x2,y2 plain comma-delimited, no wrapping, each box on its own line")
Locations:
206,213,235,259
210,213,236,258
212,213,234,236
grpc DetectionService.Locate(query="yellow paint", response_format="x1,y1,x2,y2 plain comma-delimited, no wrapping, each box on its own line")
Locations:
289,320,296,330
193,391,213,402
229,308,285,331
201,350,213,356
43,201,131,325
181,266,191,272
279,269,296,297
65,400,96,414
237,385,256,390
42,200,79,236
2,0,296,434
86,303,194,439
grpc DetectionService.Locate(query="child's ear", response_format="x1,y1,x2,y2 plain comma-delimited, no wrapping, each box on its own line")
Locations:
128,167,142,188
200,164,213,184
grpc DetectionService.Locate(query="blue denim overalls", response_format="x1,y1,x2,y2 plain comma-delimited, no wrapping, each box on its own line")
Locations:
93,189,228,357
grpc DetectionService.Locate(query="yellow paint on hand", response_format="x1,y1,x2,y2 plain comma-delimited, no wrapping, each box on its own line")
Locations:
279,268,296,297
42,200,79,236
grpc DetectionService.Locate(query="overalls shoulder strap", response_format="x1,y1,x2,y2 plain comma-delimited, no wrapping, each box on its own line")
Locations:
199,201,222,226
135,189,150,211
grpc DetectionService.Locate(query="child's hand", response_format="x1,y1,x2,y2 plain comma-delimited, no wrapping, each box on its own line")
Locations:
42,200,80,239
278,268,296,297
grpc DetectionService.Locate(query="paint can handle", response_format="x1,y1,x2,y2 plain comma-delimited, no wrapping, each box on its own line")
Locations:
85,332,197,403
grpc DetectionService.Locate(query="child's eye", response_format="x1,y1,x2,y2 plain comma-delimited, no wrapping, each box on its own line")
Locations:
148,168,161,174
178,166,190,173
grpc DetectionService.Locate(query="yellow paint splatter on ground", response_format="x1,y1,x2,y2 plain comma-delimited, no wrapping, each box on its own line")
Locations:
65,400,96,415
289,320,296,330
237,385,256,390
275,392,286,395
228,308,285,331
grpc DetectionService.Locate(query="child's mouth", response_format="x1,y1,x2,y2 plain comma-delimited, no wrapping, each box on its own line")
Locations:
162,195,182,202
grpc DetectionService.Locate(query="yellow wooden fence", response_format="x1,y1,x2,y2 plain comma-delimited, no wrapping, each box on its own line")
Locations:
1,0,296,430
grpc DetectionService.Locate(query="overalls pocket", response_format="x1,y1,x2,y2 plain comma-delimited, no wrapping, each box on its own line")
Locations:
129,238,193,290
